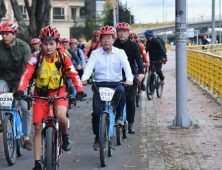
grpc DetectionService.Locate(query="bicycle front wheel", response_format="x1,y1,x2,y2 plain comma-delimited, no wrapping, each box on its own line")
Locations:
100,113,108,167
116,127,122,145
45,127,54,170
156,76,163,98
3,114,16,165
136,84,141,107
146,73,155,100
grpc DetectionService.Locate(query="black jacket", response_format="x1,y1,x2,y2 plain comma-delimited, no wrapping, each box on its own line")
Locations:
146,37,167,61
202,39,209,45
113,39,144,75
77,43,85,51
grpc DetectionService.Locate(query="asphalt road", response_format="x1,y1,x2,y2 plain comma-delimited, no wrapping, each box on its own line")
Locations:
0,85,144,170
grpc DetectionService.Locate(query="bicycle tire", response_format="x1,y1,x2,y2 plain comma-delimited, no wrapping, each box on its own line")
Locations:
122,121,128,139
46,127,54,170
136,84,141,107
100,113,108,167
17,137,23,157
146,73,155,100
156,76,163,98
108,136,113,157
3,114,16,165
116,127,122,145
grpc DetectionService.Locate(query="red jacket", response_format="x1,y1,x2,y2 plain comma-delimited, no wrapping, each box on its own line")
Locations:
138,41,149,63
18,48,83,93
84,40,101,59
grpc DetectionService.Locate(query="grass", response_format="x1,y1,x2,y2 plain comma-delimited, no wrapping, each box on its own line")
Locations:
193,123,199,128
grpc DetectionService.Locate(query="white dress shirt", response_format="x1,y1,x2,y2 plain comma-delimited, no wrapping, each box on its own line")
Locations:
81,46,133,82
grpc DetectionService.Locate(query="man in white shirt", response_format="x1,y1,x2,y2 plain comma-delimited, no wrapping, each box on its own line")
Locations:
82,25,133,151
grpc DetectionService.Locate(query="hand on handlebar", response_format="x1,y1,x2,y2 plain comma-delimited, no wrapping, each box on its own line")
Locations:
13,90,24,100
162,59,167,64
125,80,133,86
138,74,145,82
76,91,84,102
82,80,88,86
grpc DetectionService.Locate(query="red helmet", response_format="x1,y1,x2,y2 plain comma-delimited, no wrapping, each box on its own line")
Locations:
93,30,100,36
100,25,115,35
60,38,69,43
70,38,78,44
0,22,18,33
116,22,130,30
31,38,40,44
39,25,60,40
78,38,83,42
129,32,138,38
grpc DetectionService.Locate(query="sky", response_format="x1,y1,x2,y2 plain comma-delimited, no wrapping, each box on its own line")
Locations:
120,0,220,24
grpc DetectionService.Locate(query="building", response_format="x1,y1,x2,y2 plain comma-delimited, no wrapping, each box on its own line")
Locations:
2,0,85,38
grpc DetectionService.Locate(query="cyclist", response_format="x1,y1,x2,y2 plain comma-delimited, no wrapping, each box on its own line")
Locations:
144,30,167,84
13,25,84,170
113,22,144,134
31,38,42,54
77,38,85,51
84,30,101,62
0,21,33,151
81,25,133,150
129,32,149,91
60,37,81,70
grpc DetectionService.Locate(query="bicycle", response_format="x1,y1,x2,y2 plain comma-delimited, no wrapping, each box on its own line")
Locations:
0,92,24,165
21,94,75,170
92,81,126,167
134,76,142,107
146,61,164,100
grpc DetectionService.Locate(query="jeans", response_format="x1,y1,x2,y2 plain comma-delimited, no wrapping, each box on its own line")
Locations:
0,79,31,136
92,84,125,137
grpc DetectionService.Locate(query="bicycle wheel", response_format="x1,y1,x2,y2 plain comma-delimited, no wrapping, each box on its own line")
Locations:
100,113,108,167
136,84,141,107
17,137,23,157
122,121,128,139
156,76,163,98
146,73,155,100
3,114,16,165
116,127,122,145
108,136,113,157
45,127,54,170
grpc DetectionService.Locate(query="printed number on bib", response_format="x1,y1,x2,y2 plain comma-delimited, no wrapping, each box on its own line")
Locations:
0,93,13,106
99,87,115,101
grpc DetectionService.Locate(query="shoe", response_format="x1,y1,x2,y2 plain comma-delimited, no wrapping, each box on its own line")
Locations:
160,80,165,85
141,83,146,91
115,116,124,126
93,138,100,151
128,123,135,134
0,122,3,132
32,165,42,170
24,139,33,151
62,133,72,151
83,92,87,98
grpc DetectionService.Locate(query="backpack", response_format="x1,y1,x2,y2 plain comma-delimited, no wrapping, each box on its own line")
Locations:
156,37,166,52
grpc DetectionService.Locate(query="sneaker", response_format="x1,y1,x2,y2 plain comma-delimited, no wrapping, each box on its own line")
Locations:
32,165,42,170
62,133,72,151
24,139,33,151
93,138,100,151
128,123,135,134
160,80,165,85
141,83,146,91
115,116,124,126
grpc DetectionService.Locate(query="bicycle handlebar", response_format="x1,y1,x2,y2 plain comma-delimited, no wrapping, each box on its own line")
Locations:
21,95,75,103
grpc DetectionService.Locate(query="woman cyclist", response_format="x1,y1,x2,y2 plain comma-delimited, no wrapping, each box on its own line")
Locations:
13,25,84,170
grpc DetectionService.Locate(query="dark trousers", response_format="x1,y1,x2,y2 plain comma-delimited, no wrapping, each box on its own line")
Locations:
77,69,83,79
92,85,125,137
125,82,136,124
150,62,165,81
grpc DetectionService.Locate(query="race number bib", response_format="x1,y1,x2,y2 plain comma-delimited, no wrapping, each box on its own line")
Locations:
99,87,115,101
0,93,13,106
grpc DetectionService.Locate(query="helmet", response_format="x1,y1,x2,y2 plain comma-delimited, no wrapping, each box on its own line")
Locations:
70,38,78,44
116,22,130,30
129,32,138,38
100,25,115,35
0,22,18,33
60,38,69,43
144,30,154,37
93,30,100,36
78,38,83,42
39,25,60,40
31,38,40,44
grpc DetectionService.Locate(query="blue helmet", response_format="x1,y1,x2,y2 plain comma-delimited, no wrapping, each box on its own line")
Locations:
144,30,154,36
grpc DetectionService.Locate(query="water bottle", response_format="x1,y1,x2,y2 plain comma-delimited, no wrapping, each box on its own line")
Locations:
92,72,95,80
16,112,23,137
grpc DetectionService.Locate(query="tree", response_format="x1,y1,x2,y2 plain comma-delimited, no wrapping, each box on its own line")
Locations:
0,0,7,23
7,0,52,43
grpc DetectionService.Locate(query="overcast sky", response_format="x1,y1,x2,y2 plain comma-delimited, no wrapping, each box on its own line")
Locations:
120,0,219,24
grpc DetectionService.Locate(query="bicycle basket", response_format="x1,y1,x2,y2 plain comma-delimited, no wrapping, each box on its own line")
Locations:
94,91,123,111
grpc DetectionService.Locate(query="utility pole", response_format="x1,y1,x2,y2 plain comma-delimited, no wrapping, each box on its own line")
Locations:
113,0,116,27
163,0,164,23
219,0,221,43
172,0,193,128
212,0,216,44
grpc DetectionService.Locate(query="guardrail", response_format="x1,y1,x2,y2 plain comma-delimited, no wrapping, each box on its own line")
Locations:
187,49,222,98
187,44,222,56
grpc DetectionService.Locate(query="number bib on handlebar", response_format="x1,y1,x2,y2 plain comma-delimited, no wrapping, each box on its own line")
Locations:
0,93,13,106
99,87,115,101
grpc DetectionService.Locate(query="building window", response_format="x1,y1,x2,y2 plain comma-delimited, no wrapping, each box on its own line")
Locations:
71,8,76,20
96,1,105,9
53,7,65,20
19,5,27,19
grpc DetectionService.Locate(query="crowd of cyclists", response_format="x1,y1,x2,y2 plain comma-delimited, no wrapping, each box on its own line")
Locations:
0,21,167,170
